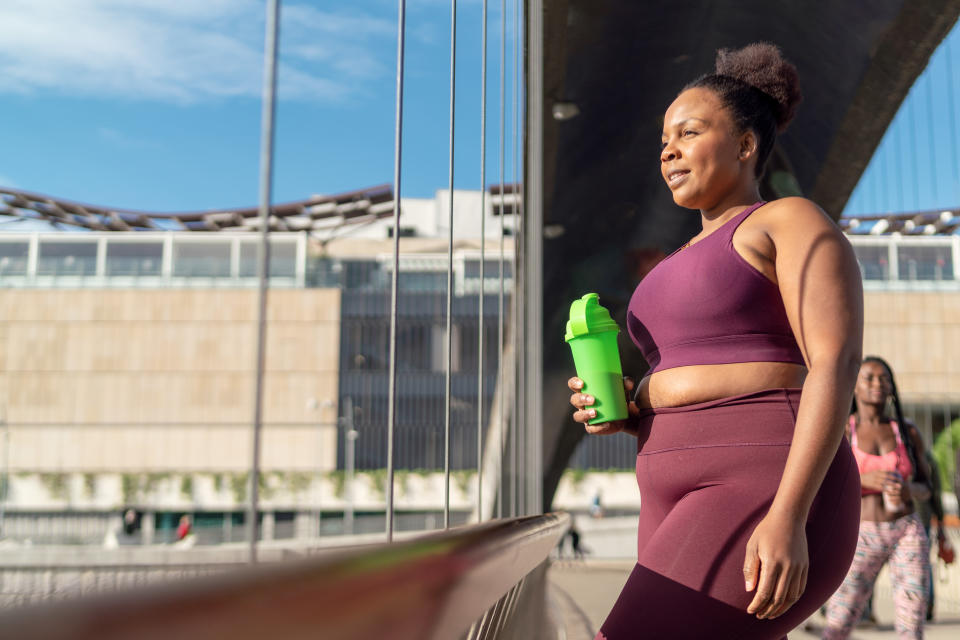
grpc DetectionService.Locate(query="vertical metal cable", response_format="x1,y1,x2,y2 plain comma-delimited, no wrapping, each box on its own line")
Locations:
443,0,458,530
908,97,919,210
946,36,960,205
386,0,408,542
497,0,506,520
893,114,904,212
248,0,280,564
476,0,488,523
925,70,938,205
511,0,520,517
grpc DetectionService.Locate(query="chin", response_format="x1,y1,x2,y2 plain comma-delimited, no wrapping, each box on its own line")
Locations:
670,191,701,210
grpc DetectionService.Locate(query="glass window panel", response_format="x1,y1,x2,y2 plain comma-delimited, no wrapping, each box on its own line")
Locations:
897,245,954,281
173,241,231,278
239,240,297,278
37,241,97,276
398,271,446,292
342,260,380,291
852,245,889,281
106,242,163,276
463,259,509,278
0,241,29,276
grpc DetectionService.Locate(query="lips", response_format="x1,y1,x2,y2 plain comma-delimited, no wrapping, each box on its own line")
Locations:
666,169,690,186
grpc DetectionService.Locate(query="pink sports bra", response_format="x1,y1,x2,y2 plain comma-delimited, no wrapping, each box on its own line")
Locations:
849,416,913,495
626,201,805,373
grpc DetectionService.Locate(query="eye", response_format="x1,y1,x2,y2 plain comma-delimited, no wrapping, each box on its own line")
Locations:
682,129,698,137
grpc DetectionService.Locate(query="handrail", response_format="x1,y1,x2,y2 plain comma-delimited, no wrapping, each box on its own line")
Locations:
0,512,569,640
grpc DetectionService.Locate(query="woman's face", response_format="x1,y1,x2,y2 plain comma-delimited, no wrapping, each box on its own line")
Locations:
660,88,748,209
855,361,892,408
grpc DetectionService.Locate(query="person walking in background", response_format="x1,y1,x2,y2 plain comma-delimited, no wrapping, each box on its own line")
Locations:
568,42,863,639
822,356,931,639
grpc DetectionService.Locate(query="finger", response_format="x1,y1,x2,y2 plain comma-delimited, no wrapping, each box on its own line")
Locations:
568,393,594,409
623,376,635,391
761,565,793,619
770,567,805,619
748,562,780,616
567,377,583,391
585,422,621,435
573,408,597,424
627,401,641,417
743,541,760,593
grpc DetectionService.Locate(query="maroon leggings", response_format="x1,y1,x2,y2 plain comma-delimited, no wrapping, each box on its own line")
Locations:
597,389,860,640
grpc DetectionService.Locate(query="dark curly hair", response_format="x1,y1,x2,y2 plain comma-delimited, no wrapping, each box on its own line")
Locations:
684,43,802,178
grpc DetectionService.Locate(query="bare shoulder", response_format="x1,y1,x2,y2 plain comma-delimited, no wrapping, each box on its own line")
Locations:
760,197,837,231
757,197,847,247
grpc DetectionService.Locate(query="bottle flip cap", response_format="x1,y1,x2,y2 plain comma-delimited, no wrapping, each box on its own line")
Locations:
565,293,619,342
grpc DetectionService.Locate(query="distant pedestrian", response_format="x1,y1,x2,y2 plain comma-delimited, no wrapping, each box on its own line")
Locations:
176,514,193,541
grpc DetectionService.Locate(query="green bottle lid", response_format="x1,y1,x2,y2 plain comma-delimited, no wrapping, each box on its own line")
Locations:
564,293,619,342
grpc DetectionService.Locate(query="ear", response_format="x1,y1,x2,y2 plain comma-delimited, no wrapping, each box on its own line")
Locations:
738,130,758,161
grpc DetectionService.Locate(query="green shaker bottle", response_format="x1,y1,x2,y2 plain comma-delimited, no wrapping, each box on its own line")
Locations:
564,293,628,425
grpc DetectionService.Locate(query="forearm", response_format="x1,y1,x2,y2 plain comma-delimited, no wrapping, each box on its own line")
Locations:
769,362,857,521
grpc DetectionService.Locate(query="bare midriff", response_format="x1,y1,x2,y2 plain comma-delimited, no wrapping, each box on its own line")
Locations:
859,493,914,523
634,361,808,409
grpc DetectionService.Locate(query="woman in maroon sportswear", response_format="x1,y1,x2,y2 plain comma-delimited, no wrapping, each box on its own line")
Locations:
568,43,863,639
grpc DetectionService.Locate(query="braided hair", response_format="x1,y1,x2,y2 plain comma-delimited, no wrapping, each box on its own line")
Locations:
854,355,927,485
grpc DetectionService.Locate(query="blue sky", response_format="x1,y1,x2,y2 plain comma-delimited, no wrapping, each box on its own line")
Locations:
0,0,522,212
0,1,955,217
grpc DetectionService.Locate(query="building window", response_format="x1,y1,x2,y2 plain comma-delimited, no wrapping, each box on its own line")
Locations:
106,242,163,276
239,240,297,278
173,241,231,278
37,241,97,276
852,245,889,281
897,245,953,281
0,241,29,276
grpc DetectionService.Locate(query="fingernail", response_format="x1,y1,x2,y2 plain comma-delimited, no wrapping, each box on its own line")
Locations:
589,410,596,417
585,395,594,403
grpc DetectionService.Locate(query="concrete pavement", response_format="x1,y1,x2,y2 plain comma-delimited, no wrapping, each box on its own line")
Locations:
548,552,960,639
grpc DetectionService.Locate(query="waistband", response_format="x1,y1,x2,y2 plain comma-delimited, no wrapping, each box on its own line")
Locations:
636,387,802,417
635,388,803,454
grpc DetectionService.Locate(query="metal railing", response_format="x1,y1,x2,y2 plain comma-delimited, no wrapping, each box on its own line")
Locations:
0,512,569,640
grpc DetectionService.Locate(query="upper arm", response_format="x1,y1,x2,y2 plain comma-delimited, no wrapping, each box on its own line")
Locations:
767,198,864,373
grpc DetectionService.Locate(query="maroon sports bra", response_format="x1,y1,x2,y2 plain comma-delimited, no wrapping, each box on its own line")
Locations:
626,201,805,373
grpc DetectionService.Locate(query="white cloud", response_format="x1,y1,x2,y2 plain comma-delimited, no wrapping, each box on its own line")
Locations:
0,0,395,104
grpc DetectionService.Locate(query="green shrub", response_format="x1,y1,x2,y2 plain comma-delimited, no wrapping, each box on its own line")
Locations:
933,418,960,492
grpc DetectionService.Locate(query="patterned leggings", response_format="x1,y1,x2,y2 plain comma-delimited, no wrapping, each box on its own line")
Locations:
822,513,930,640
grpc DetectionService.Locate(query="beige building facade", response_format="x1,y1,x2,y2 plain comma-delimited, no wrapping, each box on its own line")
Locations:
0,288,341,473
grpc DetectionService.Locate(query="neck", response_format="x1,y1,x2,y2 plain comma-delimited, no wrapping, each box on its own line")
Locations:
855,401,886,425
699,184,763,230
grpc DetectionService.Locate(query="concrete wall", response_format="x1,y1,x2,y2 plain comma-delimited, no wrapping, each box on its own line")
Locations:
863,289,960,402
0,289,341,473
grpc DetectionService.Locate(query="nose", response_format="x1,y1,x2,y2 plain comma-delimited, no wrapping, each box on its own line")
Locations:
660,141,678,163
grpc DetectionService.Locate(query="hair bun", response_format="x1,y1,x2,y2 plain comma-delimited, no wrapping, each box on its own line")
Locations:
715,43,802,132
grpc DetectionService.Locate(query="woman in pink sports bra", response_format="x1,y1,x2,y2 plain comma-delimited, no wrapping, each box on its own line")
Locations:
821,357,932,639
